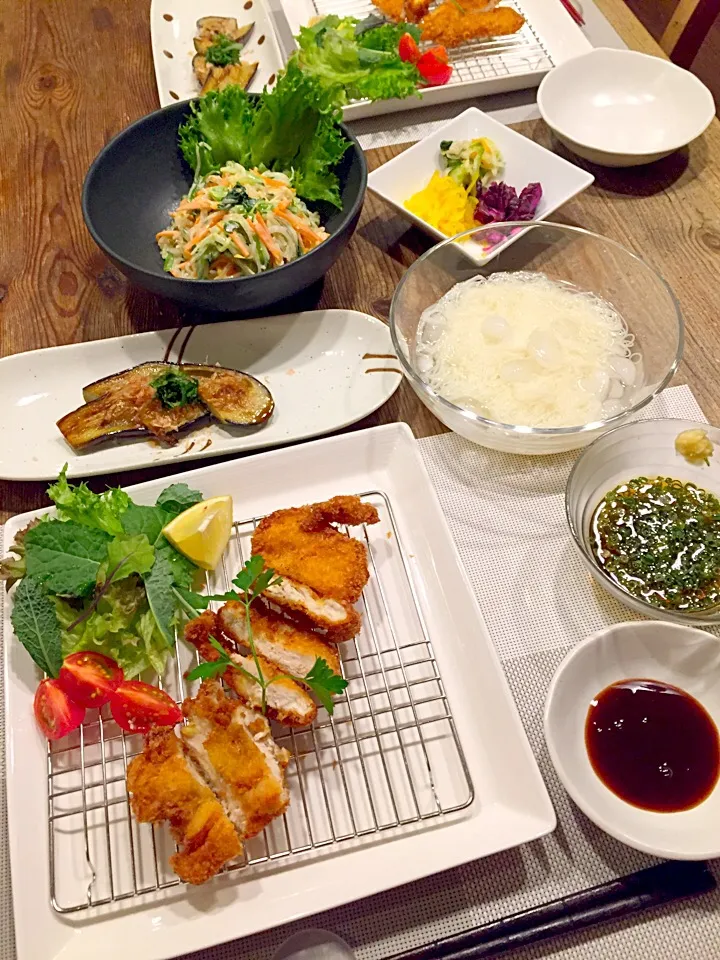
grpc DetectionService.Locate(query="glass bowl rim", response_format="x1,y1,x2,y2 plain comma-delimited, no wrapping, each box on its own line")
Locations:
564,416,720,623
388,221,684,437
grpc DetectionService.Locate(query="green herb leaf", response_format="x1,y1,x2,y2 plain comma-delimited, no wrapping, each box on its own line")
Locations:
205,33,242,66
187,659,230,681
155,484,204,519
25,520,111,597
47,465,130,536
102,534,156,583
143,551,178,645
121,504,166,543
302,657,348,714
11,576,63,677
151,369,201,410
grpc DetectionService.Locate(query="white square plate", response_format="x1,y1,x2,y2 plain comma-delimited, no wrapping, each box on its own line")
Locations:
3,424,555,960
368,106,594,262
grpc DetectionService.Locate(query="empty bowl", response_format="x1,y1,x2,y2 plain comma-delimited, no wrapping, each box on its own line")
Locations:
566,418,720,624
545,621,720,859
537,48,715,167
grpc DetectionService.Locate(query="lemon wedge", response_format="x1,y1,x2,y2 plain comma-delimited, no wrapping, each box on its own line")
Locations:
162,495,233,570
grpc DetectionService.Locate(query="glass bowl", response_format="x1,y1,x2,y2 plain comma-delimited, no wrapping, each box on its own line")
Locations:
389,222,683,455
566,418,720,625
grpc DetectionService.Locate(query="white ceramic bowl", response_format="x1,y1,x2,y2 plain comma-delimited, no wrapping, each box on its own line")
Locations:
537,48,715,167
545,621,720,859
566,418,720,623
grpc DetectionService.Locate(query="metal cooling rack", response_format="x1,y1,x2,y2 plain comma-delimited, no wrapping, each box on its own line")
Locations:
308,0,552,88
47,490,474,915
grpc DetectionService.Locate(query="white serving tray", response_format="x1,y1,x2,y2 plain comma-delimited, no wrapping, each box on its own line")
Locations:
4,423,555,960
151,0,285,106
0,309,401,480
274,0,593,121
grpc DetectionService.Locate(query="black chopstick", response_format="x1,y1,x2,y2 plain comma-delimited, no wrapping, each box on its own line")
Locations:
384,861,715,960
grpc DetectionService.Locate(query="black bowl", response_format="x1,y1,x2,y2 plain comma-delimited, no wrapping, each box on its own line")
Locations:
82,100,367,314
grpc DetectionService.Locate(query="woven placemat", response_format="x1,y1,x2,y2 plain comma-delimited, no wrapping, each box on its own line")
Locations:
1,385,718,960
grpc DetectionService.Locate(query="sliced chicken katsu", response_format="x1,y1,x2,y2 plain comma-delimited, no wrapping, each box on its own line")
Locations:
185,611,317,727
251,495,378,635
181,681,290,840
218,600,341,678
263,579,362,642
127,730,241,885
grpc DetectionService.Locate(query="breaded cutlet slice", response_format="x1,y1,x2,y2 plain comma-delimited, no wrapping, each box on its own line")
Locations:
181,680,290,841
127,730,241,885
185,611,317,727
219,600,341,677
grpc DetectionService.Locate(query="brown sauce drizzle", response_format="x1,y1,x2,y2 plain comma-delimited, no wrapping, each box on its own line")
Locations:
162,327,183,363
363,353,396,360
169,90,179,100
365,367,402,374
163,49,173,58
176,325,197,365
163,12,173,20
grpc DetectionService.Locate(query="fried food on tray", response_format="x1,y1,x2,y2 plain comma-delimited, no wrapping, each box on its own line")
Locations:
420,3,525,46
182,680,290,840
405,0,432,22
185,611,317,727
371,0,525,45
251,496,379,637
219,601,342,677
127,730,241,885
263,578,362,642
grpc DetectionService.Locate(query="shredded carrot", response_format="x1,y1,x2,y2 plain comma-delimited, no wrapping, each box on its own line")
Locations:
179,198,219,212
251,213,283,266
230,232,250,258
276,208,324,247
183,212,224,257
262,175,289,189
155,229,179,239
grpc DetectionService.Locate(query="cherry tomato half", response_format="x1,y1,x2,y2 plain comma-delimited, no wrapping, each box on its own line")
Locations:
398,32,421,63
58,652,124,708
110,681,182,734
34,679,86,741
417,49,453,86
424,44,449,63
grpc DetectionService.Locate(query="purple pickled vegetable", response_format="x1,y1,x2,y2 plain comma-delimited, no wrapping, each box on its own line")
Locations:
515,182,542,220
474,181,517,224
474,180,543,224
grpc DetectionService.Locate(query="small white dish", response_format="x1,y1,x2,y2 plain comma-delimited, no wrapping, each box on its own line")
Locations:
545,621,720,859
273,930,355,960
537,48,715,167
368,106,594,262
0,309,401,480
150,0,284,107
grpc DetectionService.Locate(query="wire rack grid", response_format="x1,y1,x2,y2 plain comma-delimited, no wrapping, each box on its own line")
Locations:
47,491,474,915
308,0,553,86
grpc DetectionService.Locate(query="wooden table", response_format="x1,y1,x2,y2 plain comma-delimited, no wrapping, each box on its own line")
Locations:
1,0,719,525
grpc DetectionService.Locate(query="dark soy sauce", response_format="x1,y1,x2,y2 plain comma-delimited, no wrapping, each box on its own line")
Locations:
585,678,720,812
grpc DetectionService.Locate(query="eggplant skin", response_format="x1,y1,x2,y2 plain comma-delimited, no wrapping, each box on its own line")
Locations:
61,362,274,450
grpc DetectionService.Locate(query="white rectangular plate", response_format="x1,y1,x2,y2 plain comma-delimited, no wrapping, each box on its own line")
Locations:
0,310,400,481
367,106,594,261
4,424,555,960
151,0,285,106
274,0,593,121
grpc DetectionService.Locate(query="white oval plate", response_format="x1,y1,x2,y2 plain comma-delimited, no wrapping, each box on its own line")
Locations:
0,310,401,480
150,0,284,107
545,620,720,860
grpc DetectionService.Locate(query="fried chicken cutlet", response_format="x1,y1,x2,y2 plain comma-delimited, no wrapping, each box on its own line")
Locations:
218,601,342,677
420,2,525,45
252,496,379,638
127,730,241,885
182,681,290,840
185,611,317,727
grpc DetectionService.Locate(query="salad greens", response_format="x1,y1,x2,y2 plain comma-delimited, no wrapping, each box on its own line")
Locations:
179,62,350,207
294,15,422,106
3,468,204,678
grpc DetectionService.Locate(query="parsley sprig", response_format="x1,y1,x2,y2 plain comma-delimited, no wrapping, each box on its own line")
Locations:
178,556,348,714
205,33,242,67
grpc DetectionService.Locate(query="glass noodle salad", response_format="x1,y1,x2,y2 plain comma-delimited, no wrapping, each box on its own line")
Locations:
156,162,329,280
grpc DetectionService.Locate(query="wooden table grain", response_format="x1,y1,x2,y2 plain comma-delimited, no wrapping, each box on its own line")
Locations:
1,0,719,525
